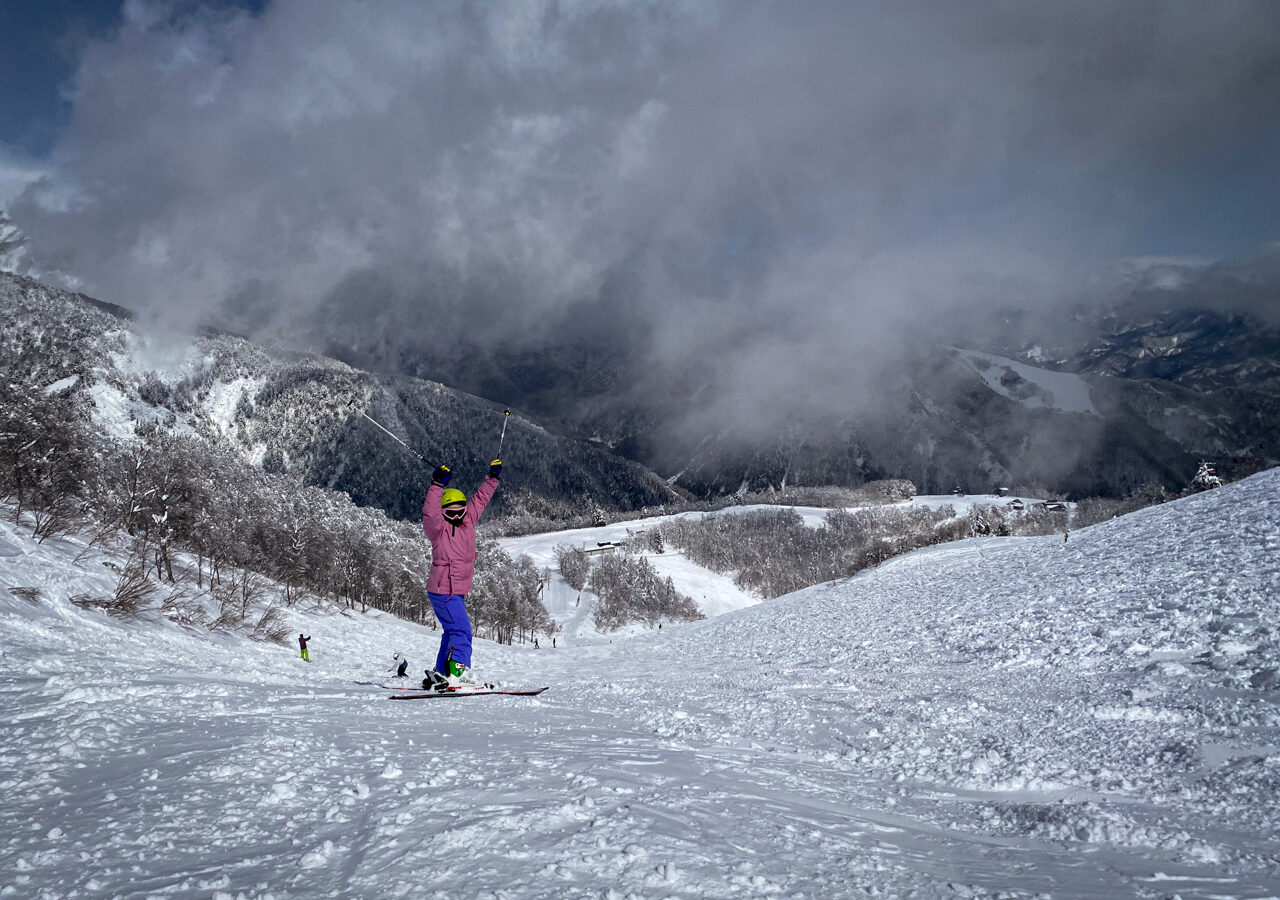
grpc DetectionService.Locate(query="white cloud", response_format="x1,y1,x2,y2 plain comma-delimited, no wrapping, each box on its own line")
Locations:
7,0,1280,422
0,148,49,212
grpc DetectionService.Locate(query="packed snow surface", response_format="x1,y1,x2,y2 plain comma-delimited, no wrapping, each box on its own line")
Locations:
2,471,1279,898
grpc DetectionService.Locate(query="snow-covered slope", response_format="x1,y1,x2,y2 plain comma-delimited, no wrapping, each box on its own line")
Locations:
2,470,1278,897
953,347,1098,415
500,514,762,633
500,494,1042,637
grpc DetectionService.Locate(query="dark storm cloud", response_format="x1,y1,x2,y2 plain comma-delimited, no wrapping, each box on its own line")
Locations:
11,0,1280,426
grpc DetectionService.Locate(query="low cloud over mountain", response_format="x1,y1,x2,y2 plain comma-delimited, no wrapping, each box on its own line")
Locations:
7,1,1280,467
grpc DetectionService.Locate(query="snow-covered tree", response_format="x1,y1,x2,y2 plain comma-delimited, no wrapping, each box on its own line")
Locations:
1189,460,1222,492
555,543,591,591
470,540,555,644
590,552,701,631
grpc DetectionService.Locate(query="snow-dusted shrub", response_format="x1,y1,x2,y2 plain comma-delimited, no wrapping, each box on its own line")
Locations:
72,557,157,618
28,494,82,544
109,559,156,615
160,586,208,628
210,570,262,630
251,604,290,644
1189,460,1223,492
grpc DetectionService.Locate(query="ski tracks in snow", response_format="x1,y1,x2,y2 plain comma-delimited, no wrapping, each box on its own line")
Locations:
4,471,1280,897
2,626,1277,899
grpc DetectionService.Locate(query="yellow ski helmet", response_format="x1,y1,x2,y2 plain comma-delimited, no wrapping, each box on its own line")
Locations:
440,488,467,508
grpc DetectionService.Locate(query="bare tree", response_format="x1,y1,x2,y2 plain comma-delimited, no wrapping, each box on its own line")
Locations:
251,604,291,643
71,555,157,618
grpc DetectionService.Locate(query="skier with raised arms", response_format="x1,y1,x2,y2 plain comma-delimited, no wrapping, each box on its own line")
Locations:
421,458,502,690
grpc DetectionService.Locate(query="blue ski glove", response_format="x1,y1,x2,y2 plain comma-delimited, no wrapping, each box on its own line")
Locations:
489,459,502,479
432,464,452,487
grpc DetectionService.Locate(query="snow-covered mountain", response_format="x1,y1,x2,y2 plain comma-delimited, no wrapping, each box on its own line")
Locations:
630,339,1276,501
0,271,675,520
5,266,1274,510
405,305,1279,501
2,456,1276,896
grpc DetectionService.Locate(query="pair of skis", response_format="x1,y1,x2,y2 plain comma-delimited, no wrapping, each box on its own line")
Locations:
355,680,547,700
388,685,548,700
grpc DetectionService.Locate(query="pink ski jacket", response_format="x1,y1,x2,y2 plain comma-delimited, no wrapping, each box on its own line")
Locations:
422,476,499,595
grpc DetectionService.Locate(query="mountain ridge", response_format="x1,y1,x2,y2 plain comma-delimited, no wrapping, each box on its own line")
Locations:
397,304,1279,499
0,270,677,522
4,266,1276,508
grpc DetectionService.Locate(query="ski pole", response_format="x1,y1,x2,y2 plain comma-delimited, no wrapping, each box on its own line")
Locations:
495,407,511,459
347,399,434,468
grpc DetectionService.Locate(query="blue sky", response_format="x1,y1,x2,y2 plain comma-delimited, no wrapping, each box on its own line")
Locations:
0,0,123,156
1,1,267,155
0,1,265,201
6,2,1278,260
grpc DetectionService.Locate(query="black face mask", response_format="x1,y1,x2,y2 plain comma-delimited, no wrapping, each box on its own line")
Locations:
443,505,467,524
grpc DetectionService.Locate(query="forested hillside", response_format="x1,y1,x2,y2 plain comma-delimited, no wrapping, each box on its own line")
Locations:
0,271,676,522
0,271,673,639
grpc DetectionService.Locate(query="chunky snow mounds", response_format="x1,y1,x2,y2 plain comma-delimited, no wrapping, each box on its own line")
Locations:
1,469,1278,898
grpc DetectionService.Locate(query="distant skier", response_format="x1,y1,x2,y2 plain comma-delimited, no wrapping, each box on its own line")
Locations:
390,652,408,678
421,459,501,689
298,633,311,662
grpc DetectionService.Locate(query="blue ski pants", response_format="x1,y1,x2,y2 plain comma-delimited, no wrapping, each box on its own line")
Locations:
428,592,473,673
